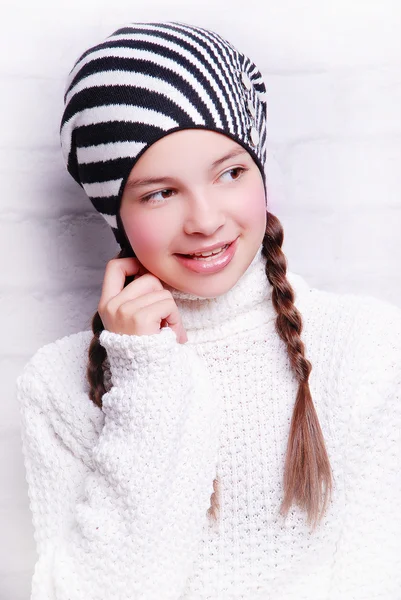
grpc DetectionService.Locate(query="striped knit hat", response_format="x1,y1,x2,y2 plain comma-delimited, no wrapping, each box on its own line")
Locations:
60,21,268,248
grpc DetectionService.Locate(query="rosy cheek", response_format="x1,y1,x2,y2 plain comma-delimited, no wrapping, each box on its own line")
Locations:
124,214,169,254
243,184,266,222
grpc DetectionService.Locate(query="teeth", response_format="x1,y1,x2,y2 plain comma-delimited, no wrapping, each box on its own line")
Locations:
190,245,228,258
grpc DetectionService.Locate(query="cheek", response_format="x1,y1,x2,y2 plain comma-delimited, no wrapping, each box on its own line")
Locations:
123,212,172,254
246,196,266,221
239,182,266,226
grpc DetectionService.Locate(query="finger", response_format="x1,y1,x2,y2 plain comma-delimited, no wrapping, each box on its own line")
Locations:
136,298,186,342
162,302,188,344
105,273,165,314
117,290,172,315
99,258,141,308
161,319,187,343
179,325,188,344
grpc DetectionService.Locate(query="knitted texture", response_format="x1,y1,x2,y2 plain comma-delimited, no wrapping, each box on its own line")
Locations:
59,21,268,247
16,247,401,599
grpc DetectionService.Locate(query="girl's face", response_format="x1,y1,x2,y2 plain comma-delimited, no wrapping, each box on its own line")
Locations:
119,129,267,298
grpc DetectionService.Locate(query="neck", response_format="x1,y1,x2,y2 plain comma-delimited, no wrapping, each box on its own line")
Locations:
163,244,276,343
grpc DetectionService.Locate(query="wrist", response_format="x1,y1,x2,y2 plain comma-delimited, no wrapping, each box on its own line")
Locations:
99,326,178,385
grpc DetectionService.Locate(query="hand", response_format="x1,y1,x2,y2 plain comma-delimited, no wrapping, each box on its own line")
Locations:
97,257,188,344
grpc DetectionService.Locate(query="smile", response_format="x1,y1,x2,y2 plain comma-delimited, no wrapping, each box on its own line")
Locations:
185,244,229,260
174,237,239,274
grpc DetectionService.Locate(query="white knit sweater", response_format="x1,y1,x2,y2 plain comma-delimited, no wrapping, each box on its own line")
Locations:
16,245,401,600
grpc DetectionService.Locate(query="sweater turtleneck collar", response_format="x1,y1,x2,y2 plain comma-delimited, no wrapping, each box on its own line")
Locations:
162,243,306,344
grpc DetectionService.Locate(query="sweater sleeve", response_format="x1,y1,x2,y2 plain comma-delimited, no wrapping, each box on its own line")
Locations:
16,327,221,600
330,298,401,599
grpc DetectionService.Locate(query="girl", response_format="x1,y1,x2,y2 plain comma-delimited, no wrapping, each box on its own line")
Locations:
17,20,401,600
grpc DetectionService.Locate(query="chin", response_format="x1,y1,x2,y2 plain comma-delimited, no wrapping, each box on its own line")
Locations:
179,273,241,298
200,281,237,298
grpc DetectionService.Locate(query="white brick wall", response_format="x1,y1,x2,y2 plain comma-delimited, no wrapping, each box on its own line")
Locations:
2,1,400,597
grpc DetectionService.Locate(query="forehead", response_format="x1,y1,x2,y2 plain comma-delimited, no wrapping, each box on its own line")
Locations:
130,129,250,175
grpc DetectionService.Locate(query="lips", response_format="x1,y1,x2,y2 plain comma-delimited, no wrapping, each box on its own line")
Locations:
176,240,235,256
173,236,239,274
181,244,229,259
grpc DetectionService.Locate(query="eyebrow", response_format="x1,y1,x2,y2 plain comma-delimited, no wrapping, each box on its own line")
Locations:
124,147,249,190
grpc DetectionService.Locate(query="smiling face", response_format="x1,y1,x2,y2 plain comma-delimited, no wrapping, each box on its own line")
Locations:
119,129,267,298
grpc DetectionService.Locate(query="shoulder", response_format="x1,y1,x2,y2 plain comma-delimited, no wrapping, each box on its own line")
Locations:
288,271,401,402
17,330,94,401
16,330,103,466
288,269,401,346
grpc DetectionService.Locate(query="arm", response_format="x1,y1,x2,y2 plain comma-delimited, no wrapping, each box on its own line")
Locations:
329,299,401,598
17,327,221,600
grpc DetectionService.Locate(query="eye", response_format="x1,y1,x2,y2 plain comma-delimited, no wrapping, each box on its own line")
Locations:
219,166,247,182
140,188,176,204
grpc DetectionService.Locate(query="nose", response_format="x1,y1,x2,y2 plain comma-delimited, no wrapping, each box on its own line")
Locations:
183,188,226,236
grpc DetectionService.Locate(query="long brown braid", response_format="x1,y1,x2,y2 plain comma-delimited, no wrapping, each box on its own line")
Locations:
87,211,333,532
262,213,333,531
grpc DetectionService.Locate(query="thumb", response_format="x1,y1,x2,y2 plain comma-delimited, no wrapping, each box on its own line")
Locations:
179,324,188,344
170,322,188,345
161,318,187,344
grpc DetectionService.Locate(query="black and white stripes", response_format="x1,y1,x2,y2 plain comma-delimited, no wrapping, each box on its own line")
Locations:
60,21,268,247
